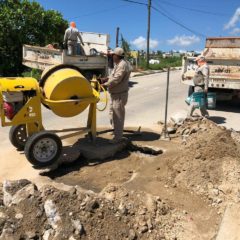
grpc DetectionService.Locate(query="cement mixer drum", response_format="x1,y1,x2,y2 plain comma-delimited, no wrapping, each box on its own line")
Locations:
41,65,94,117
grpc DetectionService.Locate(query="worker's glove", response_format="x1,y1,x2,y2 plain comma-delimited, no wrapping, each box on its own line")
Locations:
62,42,67,49
99,77,108,84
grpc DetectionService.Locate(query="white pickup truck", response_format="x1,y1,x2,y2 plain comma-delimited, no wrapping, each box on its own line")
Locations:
182,37,240,100
22,32,110,80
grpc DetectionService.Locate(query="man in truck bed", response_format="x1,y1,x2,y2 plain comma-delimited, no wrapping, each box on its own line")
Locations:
63,21,85,56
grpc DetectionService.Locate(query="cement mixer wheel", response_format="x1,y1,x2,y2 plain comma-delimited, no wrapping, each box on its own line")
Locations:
9,125,27,151
24,131,62,167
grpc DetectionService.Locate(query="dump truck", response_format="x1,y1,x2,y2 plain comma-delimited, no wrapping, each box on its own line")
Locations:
182,37,240,100
22,32,110,80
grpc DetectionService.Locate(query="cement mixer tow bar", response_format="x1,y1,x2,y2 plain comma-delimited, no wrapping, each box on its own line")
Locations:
0,65,107,167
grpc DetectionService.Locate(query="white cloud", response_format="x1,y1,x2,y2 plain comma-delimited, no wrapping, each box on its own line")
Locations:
179,49,187,53
131,36,159,50
167,35,200,47
224,7,240,30
230,27,240,35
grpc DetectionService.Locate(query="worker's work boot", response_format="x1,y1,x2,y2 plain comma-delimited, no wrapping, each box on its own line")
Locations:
109,137,128,144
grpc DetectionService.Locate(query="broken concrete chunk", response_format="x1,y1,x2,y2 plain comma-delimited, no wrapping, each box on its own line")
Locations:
3,180,34,206
43,229,55,240
44,200,61,230
71,219,84,235
170,111,187,126
12,184,37,205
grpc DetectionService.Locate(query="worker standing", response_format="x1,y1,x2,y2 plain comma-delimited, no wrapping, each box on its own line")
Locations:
100,49,114,76
100,47,131,144
188,55,209,118
107,49,114,76
63,22,85,56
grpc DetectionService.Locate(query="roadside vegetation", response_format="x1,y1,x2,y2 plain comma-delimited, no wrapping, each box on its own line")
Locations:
0,0,67,77
138,56,182,70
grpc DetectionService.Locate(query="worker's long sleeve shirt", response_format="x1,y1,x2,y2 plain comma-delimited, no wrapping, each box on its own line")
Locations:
64,27,84,45
193,64,209,91
104,60,132,94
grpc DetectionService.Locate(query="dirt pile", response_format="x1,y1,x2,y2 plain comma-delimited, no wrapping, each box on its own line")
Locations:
0,180,185,240
172,119,240,209
1,120,240,239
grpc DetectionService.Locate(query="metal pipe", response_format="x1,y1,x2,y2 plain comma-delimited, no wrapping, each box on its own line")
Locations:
164,68,170,138
116,27,120,47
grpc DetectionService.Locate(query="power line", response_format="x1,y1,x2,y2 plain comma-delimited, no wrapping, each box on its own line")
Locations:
120,0,206,38
154,0,230,17
152,5,206,38
121,0,147,6
70,5,126,19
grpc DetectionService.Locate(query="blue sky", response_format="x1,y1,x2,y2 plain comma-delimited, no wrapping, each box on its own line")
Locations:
35,0,240,52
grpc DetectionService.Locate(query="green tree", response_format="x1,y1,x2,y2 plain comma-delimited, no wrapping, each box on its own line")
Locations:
0,0,68,76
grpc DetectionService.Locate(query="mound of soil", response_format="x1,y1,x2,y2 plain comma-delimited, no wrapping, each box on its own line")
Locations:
173,119,240,207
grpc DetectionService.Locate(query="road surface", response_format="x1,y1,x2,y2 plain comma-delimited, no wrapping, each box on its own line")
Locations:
0,70,239,181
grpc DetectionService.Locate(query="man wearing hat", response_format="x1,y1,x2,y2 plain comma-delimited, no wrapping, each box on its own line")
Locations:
188,55,209,118
63,22,85,55
101,47,132,144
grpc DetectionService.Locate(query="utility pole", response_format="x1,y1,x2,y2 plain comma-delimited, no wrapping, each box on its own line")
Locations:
116,27,120,47
146,0,151,69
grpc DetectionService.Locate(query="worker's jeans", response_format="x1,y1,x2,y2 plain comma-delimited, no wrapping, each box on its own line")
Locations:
109,92,128,140
188,86,209,117
67,43,77,55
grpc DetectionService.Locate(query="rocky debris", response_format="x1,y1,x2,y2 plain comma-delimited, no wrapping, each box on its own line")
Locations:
171,119,240,210
44,200,61,230
0,180,184,240
2,179,32,206
170,111,188,126
175,118,208,138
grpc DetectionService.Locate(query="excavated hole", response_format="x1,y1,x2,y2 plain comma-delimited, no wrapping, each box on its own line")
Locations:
43,142,163,192
127,142,163,156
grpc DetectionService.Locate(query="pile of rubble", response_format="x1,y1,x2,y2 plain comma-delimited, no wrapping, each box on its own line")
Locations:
0,180,185,240
171,119,240,211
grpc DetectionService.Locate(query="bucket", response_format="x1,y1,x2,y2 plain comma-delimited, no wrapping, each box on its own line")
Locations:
207,92,216,109
191,92,206,108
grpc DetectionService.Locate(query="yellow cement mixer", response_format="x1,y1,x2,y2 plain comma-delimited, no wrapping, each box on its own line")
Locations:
0,65,107,167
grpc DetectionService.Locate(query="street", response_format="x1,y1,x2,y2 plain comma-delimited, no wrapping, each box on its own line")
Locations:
0,70,239,181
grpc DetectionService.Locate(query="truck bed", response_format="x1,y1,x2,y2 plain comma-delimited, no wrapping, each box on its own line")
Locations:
23,45,107,71
182,37,240,90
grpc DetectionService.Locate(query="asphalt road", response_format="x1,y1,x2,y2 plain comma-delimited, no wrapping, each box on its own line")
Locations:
1,70,240,144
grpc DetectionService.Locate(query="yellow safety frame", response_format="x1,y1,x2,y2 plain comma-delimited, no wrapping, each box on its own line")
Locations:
0,78,43,136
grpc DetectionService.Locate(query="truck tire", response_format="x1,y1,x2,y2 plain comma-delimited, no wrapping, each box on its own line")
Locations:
9,125,27,151
188,86,194,97
24,131,62,167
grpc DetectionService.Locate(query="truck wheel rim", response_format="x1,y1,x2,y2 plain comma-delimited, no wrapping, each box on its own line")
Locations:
33,138,58,163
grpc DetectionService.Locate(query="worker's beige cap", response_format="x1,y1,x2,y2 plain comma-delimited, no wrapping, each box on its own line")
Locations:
113,47,125,57
195,55,206,62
